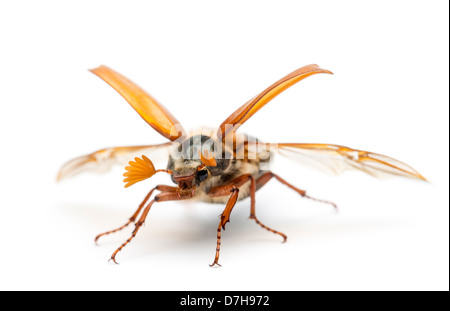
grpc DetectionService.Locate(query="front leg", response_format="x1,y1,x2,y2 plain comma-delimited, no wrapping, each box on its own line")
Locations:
109,187,194,264
207,174,254,267
95,185,178,243
209,186,239,267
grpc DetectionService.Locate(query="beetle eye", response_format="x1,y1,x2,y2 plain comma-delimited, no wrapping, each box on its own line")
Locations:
197,169,208,182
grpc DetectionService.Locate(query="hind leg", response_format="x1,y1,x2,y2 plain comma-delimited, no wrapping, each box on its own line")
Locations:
249,171,337,242
256,171,337,209
249,173,288,242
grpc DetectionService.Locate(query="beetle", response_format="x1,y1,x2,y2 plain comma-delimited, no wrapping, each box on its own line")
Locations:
58,64,425,266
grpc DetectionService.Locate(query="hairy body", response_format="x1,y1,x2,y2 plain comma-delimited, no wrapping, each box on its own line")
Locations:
167,129,267,204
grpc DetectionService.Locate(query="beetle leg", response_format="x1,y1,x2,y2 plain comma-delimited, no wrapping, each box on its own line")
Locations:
209,186,239,267
207,174,255,267
247,173,288,242
95,185,178,244
209,174,288,250
256,171,337,209
109,188,193,264
248,171,336,243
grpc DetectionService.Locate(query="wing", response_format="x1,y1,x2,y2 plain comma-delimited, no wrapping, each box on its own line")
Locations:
273,143,426,180
57,143,171,181
90,66,185,141
217,64,332,140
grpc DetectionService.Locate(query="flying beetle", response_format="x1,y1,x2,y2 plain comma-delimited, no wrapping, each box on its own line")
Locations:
58,64,426,267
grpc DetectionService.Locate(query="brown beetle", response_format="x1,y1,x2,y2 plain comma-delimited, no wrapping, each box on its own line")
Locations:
58,65,425,266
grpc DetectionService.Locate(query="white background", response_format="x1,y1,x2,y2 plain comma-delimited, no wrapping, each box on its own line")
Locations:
0,1,448,291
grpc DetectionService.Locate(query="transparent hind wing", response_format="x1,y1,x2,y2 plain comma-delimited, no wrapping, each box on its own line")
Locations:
57,143,171,181
275,143,426,180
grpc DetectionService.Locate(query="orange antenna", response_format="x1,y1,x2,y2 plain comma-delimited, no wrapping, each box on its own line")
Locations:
123,155,172,188
199,150,217,167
